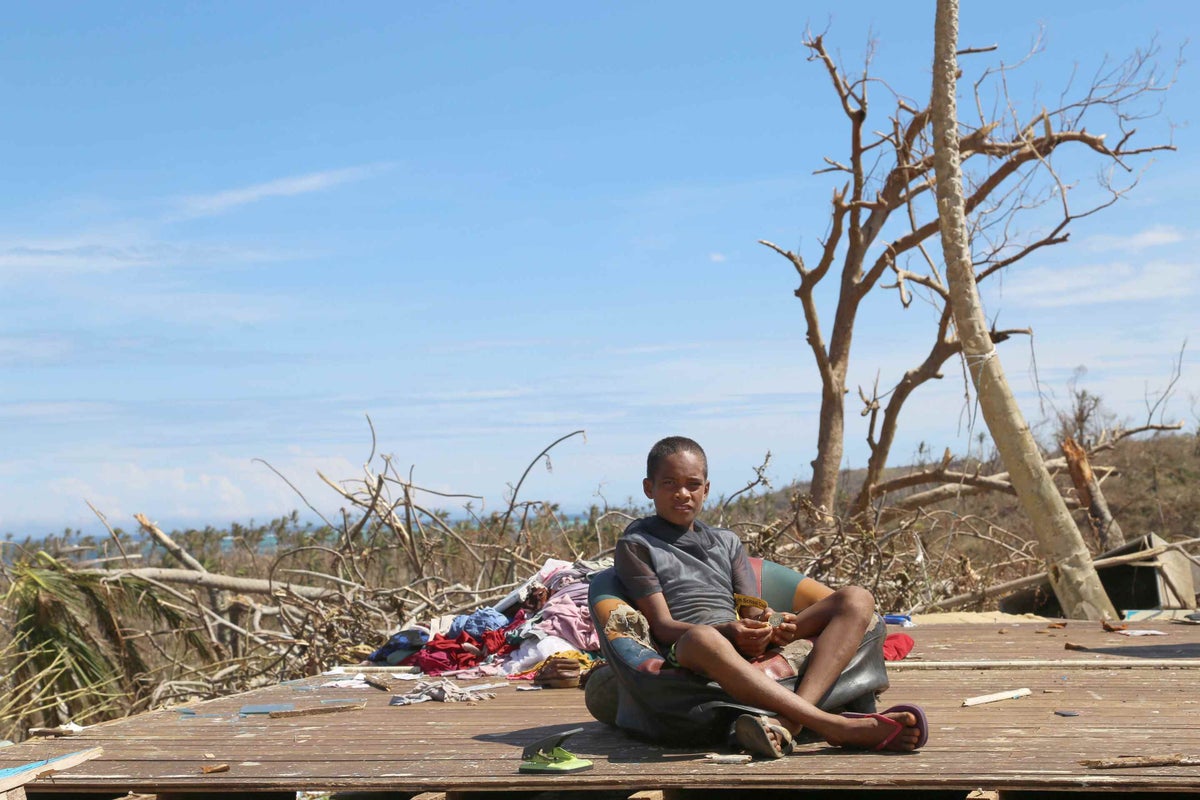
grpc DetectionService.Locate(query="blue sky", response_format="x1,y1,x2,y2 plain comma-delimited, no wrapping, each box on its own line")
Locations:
2,2,1197,535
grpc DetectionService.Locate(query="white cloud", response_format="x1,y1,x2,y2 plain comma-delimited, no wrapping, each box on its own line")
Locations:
0,335,74,365
172,164,391,220
1002,259,1195,308
0,400,113,420
107,289,286,326
6,449,362,533
423,388,534,401
0,238,281,275
1084,225,1187,253
709,252,728,263
603,343,704,356
428,338,561,354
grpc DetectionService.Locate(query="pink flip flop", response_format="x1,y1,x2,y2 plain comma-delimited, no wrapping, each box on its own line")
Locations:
841,703,929,751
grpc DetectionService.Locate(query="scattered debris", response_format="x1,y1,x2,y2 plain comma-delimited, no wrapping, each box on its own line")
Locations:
324,665,419,675
1102,619,1127,632
363,676,391,692
0,747,102,793
1054,710,1081,717
962,688,1031,707
1046,622,1068,629
199,763,230,774
1064,642,1089,651
27,722,85,738
319,676,373,689
1116,629,1168,637
706,753,753,764
389,679,504,706
239,704,294,716
1080,754,1200,769
267,702,367,719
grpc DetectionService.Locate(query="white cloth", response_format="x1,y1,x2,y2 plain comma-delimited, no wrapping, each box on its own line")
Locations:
502,634,576,674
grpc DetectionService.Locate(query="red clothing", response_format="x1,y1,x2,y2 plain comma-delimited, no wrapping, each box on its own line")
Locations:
402,612,525,675
883,633,914,661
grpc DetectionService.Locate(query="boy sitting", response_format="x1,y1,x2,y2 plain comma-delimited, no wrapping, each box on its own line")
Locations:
614,436,928,757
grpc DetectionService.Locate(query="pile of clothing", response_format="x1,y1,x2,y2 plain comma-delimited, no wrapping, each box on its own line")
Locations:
367,558,610,679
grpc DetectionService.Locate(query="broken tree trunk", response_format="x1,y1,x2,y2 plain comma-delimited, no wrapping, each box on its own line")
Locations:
1062,437,1126,550
931,0,1117,619
76,567,338,600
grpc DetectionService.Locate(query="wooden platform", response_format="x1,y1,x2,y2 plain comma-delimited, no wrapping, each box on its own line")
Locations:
6,618,1200,799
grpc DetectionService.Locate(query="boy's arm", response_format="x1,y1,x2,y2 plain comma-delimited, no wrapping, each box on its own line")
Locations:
632,592,773,658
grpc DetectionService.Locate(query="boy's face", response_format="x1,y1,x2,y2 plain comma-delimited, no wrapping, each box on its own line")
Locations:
643,450,710,528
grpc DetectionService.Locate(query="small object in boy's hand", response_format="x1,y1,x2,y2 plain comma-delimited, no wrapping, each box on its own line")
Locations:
767,612,785,628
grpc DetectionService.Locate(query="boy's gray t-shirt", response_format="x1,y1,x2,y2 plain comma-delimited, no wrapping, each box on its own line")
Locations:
614,515,757,627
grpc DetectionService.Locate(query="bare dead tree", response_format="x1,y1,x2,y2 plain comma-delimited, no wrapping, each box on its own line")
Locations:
760,29,1178,517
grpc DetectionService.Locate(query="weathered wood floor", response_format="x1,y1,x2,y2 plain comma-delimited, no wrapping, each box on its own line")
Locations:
6,618,1200,799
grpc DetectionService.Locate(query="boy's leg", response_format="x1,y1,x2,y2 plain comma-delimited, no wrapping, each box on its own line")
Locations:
673,623,922,751
786,585,876,706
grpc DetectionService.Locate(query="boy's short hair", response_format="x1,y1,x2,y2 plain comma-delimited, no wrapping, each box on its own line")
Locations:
646,436,708,479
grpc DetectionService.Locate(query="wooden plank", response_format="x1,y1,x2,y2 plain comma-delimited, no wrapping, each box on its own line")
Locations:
158,794,294,800
0,748,102,792
267,701,366,718
1,621,1197,797
892,658,1200,669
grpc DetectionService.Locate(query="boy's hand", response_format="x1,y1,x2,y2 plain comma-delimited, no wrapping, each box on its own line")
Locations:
721,618,773,658
770,612,799,646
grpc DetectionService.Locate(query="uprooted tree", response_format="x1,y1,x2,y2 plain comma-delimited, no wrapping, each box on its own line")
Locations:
760,26,1178,519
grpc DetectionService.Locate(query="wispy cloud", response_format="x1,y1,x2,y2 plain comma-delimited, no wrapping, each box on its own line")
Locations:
0,335,74,365
0,238,282,275
0,400,113,420
603,343,705,356
709,252,728,263
173,164,391,220
408,388,535,402
1083,225,1187,253
428,338,564,355
107,289,287,326
1002,259,1196,308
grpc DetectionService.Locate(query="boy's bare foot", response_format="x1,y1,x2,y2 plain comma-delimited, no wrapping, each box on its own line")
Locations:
826,709,925,751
